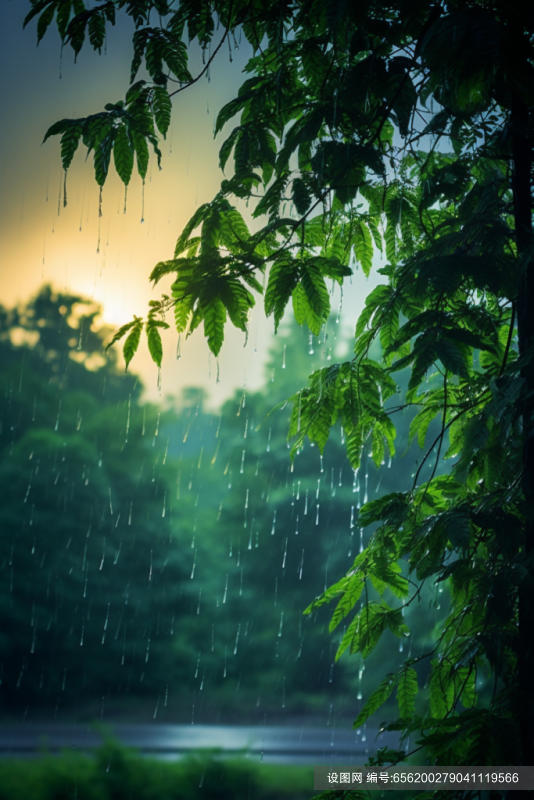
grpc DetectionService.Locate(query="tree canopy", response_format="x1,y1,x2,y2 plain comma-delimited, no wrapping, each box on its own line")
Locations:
25,0,534,779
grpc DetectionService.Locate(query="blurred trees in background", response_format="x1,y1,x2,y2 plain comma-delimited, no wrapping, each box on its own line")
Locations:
0,287,438,722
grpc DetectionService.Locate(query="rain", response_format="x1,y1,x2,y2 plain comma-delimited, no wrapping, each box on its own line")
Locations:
0,1,454,793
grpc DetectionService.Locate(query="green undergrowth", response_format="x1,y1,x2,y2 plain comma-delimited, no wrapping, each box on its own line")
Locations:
0,740,316,800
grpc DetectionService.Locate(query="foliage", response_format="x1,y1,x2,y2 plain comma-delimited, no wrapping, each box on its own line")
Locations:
3,289,442,720
0,739,313,800
26,0,534,779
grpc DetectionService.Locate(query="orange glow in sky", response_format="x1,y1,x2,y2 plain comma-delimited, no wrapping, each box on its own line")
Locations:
0,3,380,408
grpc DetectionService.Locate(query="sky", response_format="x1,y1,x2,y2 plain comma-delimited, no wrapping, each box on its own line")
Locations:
0,0,382,408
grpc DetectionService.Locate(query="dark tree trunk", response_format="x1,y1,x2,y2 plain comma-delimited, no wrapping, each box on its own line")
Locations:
511,89,534,766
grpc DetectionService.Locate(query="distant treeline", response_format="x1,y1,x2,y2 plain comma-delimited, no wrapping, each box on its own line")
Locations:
0,287,442,723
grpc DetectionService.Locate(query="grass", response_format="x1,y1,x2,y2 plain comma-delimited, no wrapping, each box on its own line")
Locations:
0,739,315,800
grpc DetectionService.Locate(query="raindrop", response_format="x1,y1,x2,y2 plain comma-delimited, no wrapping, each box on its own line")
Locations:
141,180,145,223
308,332,314,354
295,514,299,535
267,428,271,452
54,401,61,431
97,187,103,252
197,589,202,614
149,550,153,582
190,550,197,579
240,449,246,474
304,490,308,515
234,623,241,654
282,537,288,568
223,574,228,603
319,454,324,473
271,510,276,535
282,345,286,369
336,286,343,323
278,611,284,637
223,647,227,678
298,549,304,580
315,504,320,525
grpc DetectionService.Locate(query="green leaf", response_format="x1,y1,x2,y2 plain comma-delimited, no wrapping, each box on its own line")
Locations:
132,131,149,179
94,133,114,186
123,318,143,371
329,572,366,632
303,575,352,614
153,86,172,137
352,221,373,276
202,298,226,356
146,318,168,367
354,675,397,728
397,667,418,718
174,204,211,257
88,9,105,52
60,122,83,170
113,125,134,185
435,338,469,378
105,319,137,352
336,601,405,660
219,127,241,172
301,262,330,333
265,258,299,332
430,659,454,719
36,2,57,42
292,281,308,327
292,177,312,215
